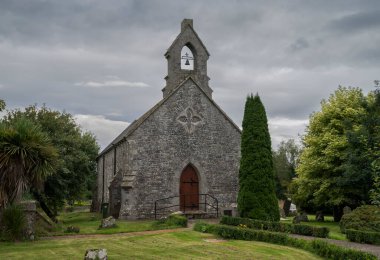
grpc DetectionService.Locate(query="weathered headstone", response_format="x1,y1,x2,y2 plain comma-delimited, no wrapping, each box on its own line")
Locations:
343,206,352,215
300,212,309,222
84,249,107,260
100,216,116,228
315,211,324,222
20,200,37,240
293,212,309,224
292,215,301,224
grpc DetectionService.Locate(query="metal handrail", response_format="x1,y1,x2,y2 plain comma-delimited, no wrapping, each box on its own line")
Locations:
154,193,218,219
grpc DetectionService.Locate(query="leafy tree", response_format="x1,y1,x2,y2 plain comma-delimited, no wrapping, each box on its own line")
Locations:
0,99,5,111
0,117,58,208
238,94,280,221
273,139,301,200
368,81,380,205
292,86,370,221
3,105,99,216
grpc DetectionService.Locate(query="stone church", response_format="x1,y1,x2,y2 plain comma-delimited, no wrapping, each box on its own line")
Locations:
95,19,241,219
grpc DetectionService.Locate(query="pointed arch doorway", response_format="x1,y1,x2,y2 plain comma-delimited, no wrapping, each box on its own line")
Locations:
180,165,199,211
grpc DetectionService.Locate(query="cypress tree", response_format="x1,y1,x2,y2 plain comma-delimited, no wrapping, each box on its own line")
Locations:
238,94,280,221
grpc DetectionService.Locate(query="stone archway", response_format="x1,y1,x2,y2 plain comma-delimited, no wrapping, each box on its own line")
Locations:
179,164,199,211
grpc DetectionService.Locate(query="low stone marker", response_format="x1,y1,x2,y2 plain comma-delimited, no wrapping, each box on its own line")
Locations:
84,249,107,260
315,211,324,222
20,200,37,240
100,216,116,228
293,212,309,224
300,212,309,222
343,206,352,215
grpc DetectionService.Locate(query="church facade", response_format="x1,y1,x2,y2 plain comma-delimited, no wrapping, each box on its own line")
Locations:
95,19,241,219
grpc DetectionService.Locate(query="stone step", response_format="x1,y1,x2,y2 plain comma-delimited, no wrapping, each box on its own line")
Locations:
183,211,217,219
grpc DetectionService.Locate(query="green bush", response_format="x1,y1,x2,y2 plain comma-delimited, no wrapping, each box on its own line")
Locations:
346,229,380,245
310,239,375,260
0,204,26,241
194,223,376,260
340,205,380,233
64,226,80,233
221,216,329,238
194,222,216,233
153,214,187,228
238,95,280,221
165,214,187,227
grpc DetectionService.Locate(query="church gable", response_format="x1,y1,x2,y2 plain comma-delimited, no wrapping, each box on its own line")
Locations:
119,78,240,218
96,19,241,219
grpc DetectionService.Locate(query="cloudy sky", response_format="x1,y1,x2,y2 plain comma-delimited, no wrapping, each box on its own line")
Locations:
1,0,379,150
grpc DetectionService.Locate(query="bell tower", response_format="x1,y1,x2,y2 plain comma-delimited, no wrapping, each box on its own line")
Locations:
163,19,212,98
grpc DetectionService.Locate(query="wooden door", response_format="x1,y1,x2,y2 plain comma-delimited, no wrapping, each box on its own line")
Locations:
180,165,199,211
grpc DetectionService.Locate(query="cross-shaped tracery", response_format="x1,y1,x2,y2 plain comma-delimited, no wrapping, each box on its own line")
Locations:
177,107,203,134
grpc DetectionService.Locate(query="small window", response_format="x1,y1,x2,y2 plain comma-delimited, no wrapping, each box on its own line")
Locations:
181,46,194,70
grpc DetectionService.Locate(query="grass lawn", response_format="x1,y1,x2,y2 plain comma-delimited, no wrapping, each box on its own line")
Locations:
281,215,346,240
0,230,322,259
41,211,181,236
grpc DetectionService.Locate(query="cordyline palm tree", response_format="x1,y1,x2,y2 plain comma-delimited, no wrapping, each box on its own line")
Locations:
0,117,58,209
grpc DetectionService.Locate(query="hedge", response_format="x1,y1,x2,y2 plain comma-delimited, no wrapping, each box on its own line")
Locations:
346,229,380,245
220,216,329,238
153,214,188,228
194,222,376,260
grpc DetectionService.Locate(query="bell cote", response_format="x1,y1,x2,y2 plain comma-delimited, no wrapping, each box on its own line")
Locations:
162,19,212,98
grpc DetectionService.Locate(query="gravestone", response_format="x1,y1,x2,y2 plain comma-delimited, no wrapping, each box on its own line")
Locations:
343,206,352,215
20,200,37,240
84,249,107,260
300,212,309,222
315,211,324,222
100,216,116,228
293,212,309,224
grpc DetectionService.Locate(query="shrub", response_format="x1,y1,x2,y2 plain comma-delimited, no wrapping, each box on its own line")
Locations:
0,204,26,241
194,222,216,233
310,239,376,260
346,229,380,245
221,216,329,238
64,226,80,233
153,214,187,228
194,223,376,260
311,226,329,238
165,214,187,227
238,95,280,221
340,205,380,233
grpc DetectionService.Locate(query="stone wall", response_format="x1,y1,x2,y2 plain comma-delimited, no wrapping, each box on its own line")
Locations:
119,79,240,219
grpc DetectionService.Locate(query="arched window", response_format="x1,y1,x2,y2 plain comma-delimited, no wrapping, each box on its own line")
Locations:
181,45,194,70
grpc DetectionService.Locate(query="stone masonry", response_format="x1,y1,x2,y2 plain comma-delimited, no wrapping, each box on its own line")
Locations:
95,19,241,219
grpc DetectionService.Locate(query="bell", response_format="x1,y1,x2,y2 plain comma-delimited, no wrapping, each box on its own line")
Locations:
185,59,190,65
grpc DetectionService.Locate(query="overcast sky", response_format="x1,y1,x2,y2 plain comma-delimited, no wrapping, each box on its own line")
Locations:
1,0,379,150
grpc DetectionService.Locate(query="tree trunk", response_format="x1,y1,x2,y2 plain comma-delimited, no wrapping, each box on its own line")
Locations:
333,205,343,222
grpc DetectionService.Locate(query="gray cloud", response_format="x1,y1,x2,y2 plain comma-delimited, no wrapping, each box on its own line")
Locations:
329,10,380,33
1,0,379,149
288,38,310,52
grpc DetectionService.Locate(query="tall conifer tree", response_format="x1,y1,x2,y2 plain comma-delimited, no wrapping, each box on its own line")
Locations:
238,94,279,221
